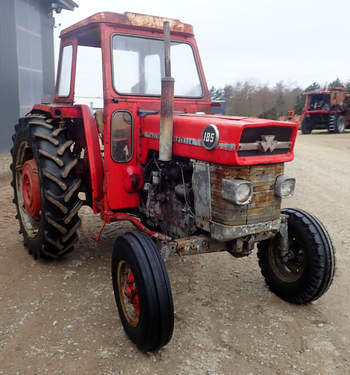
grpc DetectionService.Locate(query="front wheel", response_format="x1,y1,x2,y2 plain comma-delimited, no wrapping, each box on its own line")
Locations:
257,208,335,304
112,231,174,351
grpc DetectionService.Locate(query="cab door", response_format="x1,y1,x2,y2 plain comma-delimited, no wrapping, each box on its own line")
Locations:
101,28,143,211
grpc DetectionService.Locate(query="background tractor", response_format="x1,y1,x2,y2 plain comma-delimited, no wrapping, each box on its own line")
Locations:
11,12,335,351
301,87,350,134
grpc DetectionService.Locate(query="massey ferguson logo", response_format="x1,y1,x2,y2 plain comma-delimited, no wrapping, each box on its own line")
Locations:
259,135,278,152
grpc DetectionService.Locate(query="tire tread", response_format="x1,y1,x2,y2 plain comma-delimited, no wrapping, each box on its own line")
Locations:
257,208,335,304
11,114,82,259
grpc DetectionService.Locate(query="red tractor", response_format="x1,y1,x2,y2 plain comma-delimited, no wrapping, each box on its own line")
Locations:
301,87,350,134
11,12,335,351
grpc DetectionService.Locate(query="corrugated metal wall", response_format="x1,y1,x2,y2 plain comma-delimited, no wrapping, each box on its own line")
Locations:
0,0,20,154
0,0,55,153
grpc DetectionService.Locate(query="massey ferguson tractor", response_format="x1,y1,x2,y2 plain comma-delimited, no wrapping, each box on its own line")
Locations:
11,12,335,351
301,87,350,134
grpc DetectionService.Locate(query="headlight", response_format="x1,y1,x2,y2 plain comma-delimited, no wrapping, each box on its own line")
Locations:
274,175,296,198
222,179,253,205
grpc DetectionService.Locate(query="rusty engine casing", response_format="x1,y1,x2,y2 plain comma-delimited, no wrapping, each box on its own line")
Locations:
192,161,284,243
211,163,283,226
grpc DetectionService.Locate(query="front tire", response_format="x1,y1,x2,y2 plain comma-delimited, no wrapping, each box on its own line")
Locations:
257,208,335,304
112,231,174,351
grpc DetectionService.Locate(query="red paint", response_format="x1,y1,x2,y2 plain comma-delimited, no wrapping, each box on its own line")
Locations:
125,269,140,317
93,221,106,242
78,105,104,212
32,104,81,118
31,104,104,213
101,211,157,238
123,166,144,193
304,109,342,116
22,159,41,218
26,12,299,228
141,114,298,165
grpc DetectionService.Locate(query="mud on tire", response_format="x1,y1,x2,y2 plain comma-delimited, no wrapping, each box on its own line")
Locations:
11,114,82,259
257,208,335,304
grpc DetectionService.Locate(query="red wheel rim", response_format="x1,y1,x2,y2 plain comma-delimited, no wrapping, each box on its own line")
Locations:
22,159,41,218
117,261,140,327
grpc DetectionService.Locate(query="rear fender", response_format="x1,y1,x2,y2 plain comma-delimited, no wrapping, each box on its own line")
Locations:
31,104,104,212
79,105,104,212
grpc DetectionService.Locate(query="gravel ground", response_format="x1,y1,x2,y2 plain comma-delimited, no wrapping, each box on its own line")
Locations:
0,130,349,374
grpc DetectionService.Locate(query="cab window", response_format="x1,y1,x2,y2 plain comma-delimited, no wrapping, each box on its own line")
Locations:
111,111,133,162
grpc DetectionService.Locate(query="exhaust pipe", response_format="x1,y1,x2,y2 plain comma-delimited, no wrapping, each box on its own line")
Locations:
159,21,175,162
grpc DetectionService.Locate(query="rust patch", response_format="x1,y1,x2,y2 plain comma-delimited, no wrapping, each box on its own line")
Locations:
211,163,284,226
61,12,193,38
125,12,193,34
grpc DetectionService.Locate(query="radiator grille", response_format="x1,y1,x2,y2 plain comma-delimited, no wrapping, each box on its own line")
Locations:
210,163,283,226
238,127,292,157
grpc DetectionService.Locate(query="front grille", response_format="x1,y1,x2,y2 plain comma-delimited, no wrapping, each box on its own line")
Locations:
238,126,292,157
211,163,283,226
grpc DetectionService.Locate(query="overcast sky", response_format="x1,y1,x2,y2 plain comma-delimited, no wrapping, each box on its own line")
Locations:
54,0,350,89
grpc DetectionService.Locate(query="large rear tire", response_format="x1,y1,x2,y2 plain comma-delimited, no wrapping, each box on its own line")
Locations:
335,115,345,133
112,231,174,351
257,208,335,304
327,113,344,133
11,114,82,259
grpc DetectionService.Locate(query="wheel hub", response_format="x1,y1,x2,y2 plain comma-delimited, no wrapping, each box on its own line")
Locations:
270,240,305,283
22,158,41,218
125,271,140,316
117,261,140,327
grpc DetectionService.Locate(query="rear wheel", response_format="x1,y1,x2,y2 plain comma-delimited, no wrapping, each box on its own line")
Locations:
328,113,341,133
257,208,335,304
112,231,174,351
301,118,312,134
335,115,345,133
11,114,82,259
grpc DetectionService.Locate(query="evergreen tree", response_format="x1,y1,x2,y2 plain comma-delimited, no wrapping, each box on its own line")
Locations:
294,82,320,115
328,78,344,89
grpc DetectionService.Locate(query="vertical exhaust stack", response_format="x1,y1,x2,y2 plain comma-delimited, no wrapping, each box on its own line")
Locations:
159,21,175,162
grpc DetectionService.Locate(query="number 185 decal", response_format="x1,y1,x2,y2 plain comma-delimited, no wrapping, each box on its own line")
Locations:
202,124,219,150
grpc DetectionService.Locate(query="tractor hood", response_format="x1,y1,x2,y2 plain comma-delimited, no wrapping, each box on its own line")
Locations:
141,113,298,166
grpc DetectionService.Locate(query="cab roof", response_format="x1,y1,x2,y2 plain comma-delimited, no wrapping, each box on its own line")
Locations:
304,87,347,95
60,11,194,38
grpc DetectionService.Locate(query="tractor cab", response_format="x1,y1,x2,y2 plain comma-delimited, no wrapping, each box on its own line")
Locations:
307,92,330,111
55,12,210,112
53,12,212,210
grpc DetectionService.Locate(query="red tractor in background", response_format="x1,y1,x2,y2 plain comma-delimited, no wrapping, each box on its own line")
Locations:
11,12,335,351
301,87,350,134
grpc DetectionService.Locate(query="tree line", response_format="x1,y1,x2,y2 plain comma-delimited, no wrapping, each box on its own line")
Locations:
210,78,350,119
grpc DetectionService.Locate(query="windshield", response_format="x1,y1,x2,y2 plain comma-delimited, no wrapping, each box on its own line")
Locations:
309,94,330,110
112,35,203,97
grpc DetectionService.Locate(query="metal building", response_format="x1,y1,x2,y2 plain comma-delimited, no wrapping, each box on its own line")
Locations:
0,0,77,153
